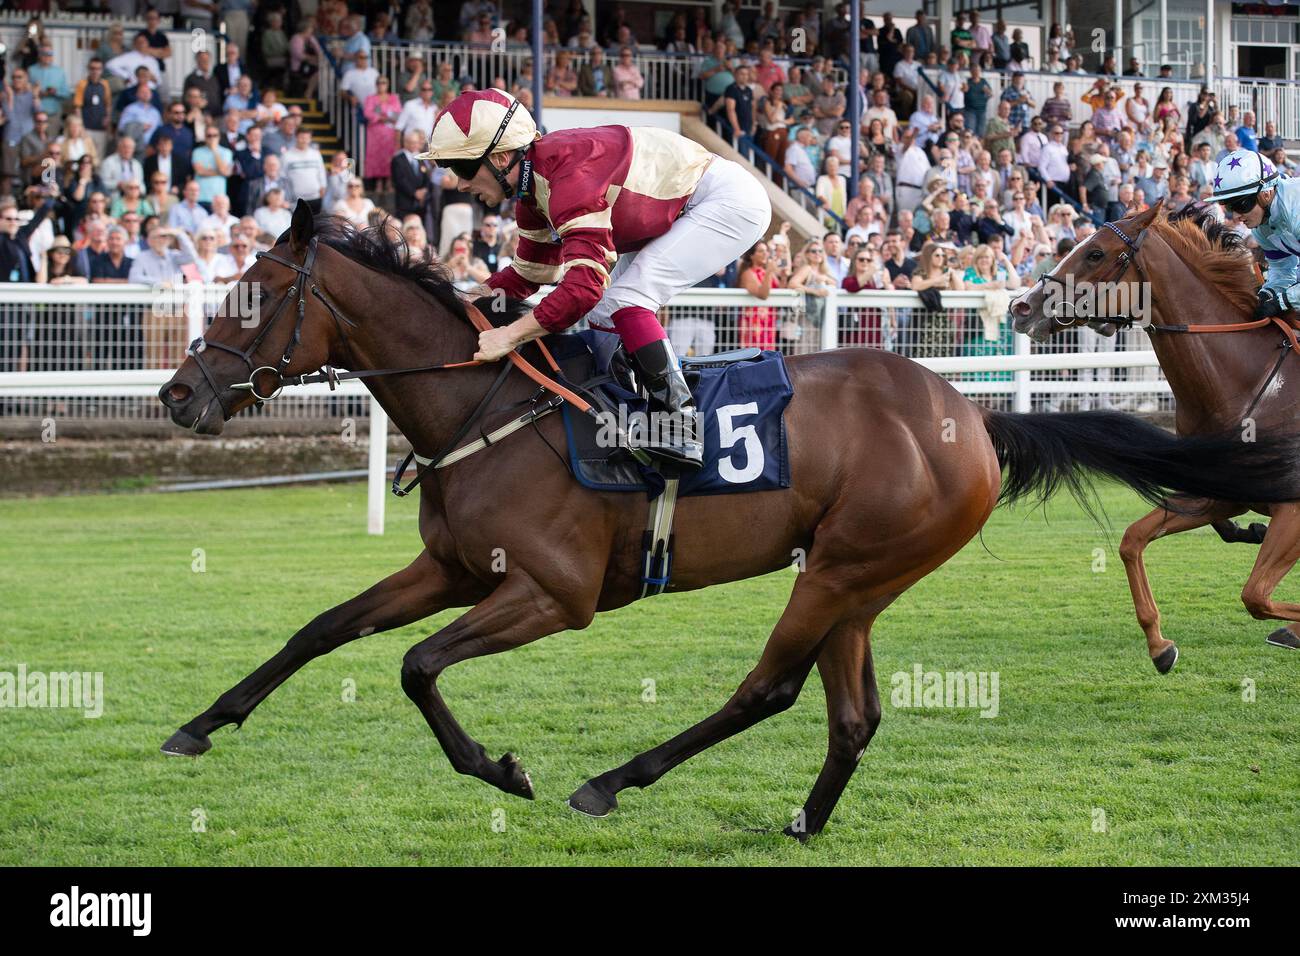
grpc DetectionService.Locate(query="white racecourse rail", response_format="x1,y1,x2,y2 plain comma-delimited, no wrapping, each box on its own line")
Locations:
0,284,1165,534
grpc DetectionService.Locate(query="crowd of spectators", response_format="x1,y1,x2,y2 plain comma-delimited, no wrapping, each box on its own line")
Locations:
0,2,1294,385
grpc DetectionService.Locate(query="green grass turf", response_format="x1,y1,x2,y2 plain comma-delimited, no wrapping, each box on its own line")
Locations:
0,482,1297,866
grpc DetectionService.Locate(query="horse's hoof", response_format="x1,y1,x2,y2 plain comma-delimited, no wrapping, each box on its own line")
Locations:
160,729,211,757
1265,628,1300,650
1152,644,1179,674
497,753,535,800
782,824,812,844
568,781,618,817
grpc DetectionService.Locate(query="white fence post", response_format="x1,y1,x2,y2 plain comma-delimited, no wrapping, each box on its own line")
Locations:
1014,331,1032,413
367,395,388,536
822,286,840,352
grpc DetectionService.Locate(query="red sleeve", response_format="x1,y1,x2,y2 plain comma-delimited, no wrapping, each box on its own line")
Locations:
529,171,619,333
486,265,540,300
531,228,613,332
488,201,560,302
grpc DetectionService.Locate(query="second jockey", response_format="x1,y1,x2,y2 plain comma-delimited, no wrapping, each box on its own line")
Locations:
1211,147,1300,320
419,88,772,469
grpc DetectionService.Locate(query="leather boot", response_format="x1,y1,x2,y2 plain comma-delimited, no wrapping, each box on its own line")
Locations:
629,339,703,470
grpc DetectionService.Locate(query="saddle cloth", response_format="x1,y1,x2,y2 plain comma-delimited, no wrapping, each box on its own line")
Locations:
544,330,794,498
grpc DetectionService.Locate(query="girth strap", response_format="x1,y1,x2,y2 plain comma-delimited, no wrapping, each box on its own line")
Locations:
640,478,681,599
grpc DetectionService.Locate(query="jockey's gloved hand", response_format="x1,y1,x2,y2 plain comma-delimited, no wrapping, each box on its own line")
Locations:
1253,288,1290,320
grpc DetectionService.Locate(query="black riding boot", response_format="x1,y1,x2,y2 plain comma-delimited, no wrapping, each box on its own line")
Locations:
629,339,703,470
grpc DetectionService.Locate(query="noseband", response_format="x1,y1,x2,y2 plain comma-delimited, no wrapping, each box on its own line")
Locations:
1039,220,1149,328
186,239,322,414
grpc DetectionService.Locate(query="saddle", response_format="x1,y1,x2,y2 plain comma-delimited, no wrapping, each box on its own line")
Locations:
545,330,794,499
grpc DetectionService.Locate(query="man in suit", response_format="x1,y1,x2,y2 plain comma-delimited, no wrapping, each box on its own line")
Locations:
215,44,248,103
231,125,266,217
246,152,294,213
391,130,433,220
144,132,192,196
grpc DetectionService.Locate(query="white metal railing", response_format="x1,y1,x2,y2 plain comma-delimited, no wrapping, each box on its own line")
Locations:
0,284,1169,413
0,23,214,101
363,41,711,104
0,284,1171,535
318,54,366,168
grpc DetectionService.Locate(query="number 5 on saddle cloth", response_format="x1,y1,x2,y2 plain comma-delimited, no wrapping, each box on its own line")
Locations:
547,330,795,598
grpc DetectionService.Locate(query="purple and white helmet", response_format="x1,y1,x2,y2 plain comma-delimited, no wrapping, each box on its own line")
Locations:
1210,148,1281,201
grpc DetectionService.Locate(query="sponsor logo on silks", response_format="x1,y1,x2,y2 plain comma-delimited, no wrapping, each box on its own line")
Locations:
49,886,151,936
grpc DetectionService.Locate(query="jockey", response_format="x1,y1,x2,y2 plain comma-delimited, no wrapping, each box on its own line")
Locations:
419,88,772,469
1211,147,1300,320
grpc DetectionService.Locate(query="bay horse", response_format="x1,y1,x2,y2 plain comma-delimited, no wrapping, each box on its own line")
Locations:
156,202,1300,838
1012,200,1300,671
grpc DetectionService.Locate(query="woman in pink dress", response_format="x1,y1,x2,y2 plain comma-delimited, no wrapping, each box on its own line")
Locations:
363,76,401,192
737,240,780,351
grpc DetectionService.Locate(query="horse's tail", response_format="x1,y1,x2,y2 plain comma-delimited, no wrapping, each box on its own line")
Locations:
981,410,1300,516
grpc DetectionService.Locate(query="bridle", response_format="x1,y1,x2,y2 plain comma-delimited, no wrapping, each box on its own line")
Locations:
186,239,326,415
1033,212,1300,419
1039,219,1149,328
181,234,605,485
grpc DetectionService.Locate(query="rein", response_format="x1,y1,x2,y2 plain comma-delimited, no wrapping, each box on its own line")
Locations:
1040,218,1300,421
187,237,599,480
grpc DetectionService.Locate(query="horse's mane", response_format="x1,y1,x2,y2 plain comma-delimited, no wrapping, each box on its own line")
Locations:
309,215,471,320
1156,203,1259,317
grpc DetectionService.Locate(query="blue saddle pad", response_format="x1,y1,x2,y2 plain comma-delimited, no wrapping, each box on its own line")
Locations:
546,330,793,497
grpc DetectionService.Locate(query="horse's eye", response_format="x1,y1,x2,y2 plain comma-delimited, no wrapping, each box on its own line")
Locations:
1087,249,1105,262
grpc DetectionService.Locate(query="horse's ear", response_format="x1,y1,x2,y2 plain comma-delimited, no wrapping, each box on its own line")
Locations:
289,199,315,252
1133,196,1165,228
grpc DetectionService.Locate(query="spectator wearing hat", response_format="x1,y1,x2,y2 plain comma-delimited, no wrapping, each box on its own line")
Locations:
1136,158,1170,204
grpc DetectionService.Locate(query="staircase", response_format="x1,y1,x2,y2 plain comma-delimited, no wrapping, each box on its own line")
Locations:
281,96,342,162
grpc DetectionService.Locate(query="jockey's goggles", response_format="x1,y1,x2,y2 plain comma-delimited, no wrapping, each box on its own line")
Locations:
1221,193,1258,216
434,100,521,186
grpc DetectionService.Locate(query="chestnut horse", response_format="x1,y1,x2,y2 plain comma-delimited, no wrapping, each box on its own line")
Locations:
157,203,1300,838
1012,200,1300,671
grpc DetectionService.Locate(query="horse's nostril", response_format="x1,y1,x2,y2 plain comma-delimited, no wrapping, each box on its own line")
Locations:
167,383,193,404
1011,299,1032,317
